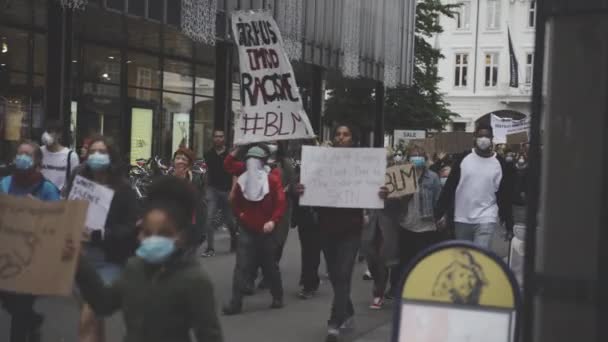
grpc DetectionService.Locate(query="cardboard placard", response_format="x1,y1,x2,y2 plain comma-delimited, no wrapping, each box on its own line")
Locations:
231,11,315,145
68,175,115,232
0,194,87,296
299,146,387,209
385,164,418,198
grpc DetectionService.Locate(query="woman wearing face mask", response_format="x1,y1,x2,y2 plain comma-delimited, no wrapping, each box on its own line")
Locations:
74,176,223,342
171,147,206,248
222,145,287,315
64,135,139,342
0,140,60,342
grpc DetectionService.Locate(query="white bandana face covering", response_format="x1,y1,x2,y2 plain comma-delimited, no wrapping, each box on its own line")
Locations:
238,158,269,201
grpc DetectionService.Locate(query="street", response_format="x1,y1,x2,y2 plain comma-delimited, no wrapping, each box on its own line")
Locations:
0,232,394,342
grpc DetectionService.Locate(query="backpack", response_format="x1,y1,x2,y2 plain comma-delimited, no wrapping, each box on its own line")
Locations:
66,150,74,182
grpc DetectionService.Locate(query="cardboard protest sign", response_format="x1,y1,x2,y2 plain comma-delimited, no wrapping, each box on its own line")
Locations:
68,175,115,232
0,194,87,296
231,11,315,145
385,164,418,198
299,146,387,209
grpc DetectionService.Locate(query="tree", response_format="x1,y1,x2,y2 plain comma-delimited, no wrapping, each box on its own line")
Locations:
324,0,458,133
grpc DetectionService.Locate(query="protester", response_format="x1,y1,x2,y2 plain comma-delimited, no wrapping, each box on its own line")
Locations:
362,149,403,309
296,124,389,342
391,146,443,293
64,135,139,342
0,140,60,342
430,152,450,174
439,165,452,187
171,146,206,247
435,125,515,248
73,176,223,342
203,129,237,257
40,121,79,192
222,145,287,315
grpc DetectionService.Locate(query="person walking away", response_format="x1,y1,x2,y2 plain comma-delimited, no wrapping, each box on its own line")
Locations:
391,147,443,295
435,125,515,248
296,124,389,342
63,135,139,342
171,147,206,248
72,176,223,342
40,121,79,192
202,129,237,257
362,149,403,310
0,140,60,342
222,145,287,315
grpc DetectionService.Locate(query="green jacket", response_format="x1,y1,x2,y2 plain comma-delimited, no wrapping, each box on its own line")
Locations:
76,254,223,342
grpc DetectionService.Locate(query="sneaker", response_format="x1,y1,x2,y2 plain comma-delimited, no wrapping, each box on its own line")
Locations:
201,249,215,257
340,316,355,331
370,297,384,310
325,327,340,342
384,292,395,301
297,289,316,300
270,298,284,309
362,269,373,281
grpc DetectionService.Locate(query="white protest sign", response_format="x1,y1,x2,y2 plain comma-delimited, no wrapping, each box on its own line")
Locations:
491,114,530,144
231,11,315,145
394,130,426,148
299,146,387,209
68,175,115,232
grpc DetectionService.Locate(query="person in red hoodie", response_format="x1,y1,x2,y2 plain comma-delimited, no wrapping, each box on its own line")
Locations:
222,145,287,315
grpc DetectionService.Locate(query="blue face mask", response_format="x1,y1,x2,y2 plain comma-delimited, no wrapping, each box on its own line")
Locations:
409,156,426,168
14,154,34,170
136,236,176,264
87,152,111,171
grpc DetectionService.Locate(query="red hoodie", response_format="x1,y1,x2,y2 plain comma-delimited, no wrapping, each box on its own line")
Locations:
224,154,286,233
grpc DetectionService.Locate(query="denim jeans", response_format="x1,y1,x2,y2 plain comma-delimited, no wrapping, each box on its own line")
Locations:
454,222,497,249
205,186,237,250
230,227,283,305
323,232,360,327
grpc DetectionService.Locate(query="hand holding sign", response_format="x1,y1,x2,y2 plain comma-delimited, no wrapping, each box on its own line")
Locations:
385,164,418,198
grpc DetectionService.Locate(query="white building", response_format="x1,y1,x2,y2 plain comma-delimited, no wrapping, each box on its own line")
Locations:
433,0,537,132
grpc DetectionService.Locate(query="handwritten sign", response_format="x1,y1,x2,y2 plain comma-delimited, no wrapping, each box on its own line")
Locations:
385,164,418,198
491,114,530,144
231,11,315,145
68,175,115,232
0,194,87,295
299,146,387,209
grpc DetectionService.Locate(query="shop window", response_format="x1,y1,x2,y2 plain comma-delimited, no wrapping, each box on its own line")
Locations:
166,1,181,26
148,0,164,21
127,0,146,16
194,96,214,158
0,27,29,73
80,84,122,149
195,65,214,96
163,59,193,93
83,46,122,84
162,92,192,158
127,52,161,89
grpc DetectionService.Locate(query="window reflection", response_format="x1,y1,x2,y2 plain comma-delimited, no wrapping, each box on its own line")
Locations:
162,92,192,159
164,59,193,93
194,96,214,158
127,52,161,91
83,46,122,84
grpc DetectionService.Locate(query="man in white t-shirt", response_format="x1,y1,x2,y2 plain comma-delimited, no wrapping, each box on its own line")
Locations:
40,122,80,192
435,124,515,248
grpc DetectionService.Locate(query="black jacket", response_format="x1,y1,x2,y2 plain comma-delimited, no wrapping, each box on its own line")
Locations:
435,150,515,231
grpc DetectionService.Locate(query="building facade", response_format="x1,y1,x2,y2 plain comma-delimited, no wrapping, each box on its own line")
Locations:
433,0,536,132
0,0,415,165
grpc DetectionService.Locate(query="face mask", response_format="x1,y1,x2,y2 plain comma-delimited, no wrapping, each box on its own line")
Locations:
86,152,111,171
476,137,492,151
393,155,403,162
267,144,278,154
136,236,176,264
440,177,448,186
518,158,525,164
506,156,514,163
41,132,54,147
14,154,34,170
409,156,426,168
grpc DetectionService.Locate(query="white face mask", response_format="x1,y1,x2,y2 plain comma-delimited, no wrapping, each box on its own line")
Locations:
393,155,403,162
237,158,270,202
41,132,55,147
476,137,492,151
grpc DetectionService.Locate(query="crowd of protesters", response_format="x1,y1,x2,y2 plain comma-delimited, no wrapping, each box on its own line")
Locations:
0,120,529,342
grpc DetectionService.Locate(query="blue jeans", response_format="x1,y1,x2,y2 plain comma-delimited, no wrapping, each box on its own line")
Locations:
205,187,237,250
454,222,497,249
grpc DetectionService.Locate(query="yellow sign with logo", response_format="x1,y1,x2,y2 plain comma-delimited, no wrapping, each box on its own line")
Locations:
402,247,516,309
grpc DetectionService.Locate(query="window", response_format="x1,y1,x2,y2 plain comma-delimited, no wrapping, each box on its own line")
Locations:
525,53,534,85
106,0,126,11
453,122,467,132
148,0,164,21
484,53,499,87
455,1,471,30
486,0,501,30
454,53,469,87
127,0,146,16
528,1,536,28
136,68,152,100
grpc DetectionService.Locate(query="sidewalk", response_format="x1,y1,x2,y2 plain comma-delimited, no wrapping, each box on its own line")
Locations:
353,322,391,342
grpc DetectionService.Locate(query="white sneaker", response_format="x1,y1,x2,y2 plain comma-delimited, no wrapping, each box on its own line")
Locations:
370,297,384,310
340,316,355,331
326,327,340,342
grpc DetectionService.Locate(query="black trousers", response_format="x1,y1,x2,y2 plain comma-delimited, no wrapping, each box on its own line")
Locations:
298,221,325,292
390,229,443,293
231,226,283,305
0,292,43,342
